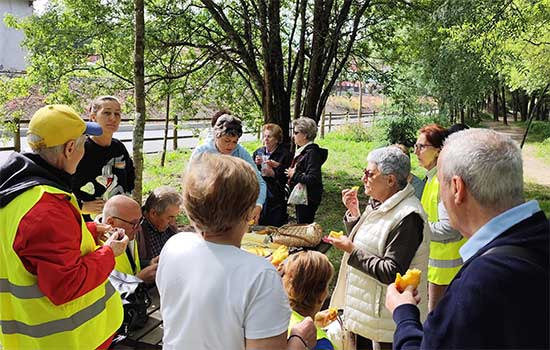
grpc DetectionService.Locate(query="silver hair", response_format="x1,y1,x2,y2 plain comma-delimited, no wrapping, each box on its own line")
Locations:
214,115,243,139
293,117,318,141
28,134,86,160
439,128,524,211
143,186,183,214
367,146,411,190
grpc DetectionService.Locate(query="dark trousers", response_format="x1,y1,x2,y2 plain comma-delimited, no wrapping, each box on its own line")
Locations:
259,204,288,227
295,203,319,224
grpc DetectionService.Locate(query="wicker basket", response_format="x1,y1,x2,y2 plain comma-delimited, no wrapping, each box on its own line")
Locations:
271,223,323,247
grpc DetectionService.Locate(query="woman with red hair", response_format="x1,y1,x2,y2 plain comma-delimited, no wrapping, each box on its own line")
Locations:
414,124,466,311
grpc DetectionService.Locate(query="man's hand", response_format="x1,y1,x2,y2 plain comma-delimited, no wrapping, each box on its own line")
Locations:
289,316,316,350
95,223,113,244
103,228,129,257
136,263,158,284
385,284,420,315
250,205,262,225
81,199,105,215
326,235,354,254
341,189,360,218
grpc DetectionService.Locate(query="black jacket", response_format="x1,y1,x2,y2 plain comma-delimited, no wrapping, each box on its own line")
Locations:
253,144,292,208
288,143,328,206
0,152,73,208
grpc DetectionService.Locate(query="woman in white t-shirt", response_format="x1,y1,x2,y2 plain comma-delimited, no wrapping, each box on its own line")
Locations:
156,153,315,350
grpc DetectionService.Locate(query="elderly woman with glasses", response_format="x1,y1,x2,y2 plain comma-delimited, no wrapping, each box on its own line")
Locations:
285,117,328,224
191,113,267,224
414,124,466,312
327,146,430,350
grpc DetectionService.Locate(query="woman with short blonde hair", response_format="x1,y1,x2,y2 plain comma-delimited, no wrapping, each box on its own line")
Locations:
157,153,315,350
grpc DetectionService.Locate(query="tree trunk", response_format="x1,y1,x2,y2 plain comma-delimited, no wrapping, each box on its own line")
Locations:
292,0,307,124
501,85,507,125
173,113,178,150
358,81,363,122
132,0,146,202
460,106,465,124
512,90,518,122
160,91,171,167
492,89,499,122
519,90,528,121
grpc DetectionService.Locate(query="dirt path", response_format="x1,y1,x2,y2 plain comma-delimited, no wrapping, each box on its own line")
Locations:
482,120,550,186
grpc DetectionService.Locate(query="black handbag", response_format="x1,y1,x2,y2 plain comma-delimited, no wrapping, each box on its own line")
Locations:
109,270,152,336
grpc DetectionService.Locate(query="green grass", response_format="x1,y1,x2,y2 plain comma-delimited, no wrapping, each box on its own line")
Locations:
143,126,550,283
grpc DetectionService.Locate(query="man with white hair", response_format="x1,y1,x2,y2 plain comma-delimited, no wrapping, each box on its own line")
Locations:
385,128,549,349
101,195,158,283
0,105,129,349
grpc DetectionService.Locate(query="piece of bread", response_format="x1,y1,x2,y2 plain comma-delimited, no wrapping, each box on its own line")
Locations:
395,268,422,292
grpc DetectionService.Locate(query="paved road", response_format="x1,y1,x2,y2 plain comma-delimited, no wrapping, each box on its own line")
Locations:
0,115,369,165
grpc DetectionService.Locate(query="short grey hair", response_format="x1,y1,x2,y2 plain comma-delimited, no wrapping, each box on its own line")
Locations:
439,128,523,211
28,134,86,161
367,146,411,190
214,115,243,139
293,117,317,141
143,186,183,214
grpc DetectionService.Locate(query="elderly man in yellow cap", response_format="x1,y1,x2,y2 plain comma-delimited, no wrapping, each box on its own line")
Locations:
0,105,129,349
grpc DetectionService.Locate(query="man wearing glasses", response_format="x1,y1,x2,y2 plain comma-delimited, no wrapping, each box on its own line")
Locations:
101,195,159,283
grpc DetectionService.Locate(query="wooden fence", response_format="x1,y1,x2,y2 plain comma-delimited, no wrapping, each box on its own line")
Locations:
0,111,378,152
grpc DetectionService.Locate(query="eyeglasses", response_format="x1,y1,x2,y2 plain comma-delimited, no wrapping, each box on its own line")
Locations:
113,216,142,229
363,168,377,178
414,143,434,151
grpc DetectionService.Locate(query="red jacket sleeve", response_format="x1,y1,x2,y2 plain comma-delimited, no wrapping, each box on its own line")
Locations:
13,192,115,305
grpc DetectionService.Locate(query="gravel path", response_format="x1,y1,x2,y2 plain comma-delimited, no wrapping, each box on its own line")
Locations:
482,120,550,186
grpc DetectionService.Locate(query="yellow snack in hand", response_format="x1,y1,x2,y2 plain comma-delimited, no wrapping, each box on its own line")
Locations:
328,230,344,238
248,219,255,225
271,245,289,266
314,307,338,328
395,268,422,292
351,186,360,192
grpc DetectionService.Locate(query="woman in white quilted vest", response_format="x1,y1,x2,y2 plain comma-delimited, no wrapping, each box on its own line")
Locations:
327,146,430,350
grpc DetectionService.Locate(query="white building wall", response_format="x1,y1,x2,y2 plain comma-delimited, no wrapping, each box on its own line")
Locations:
0,0,33,72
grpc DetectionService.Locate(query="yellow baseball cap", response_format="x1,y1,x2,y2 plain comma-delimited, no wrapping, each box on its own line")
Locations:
28,104,102,148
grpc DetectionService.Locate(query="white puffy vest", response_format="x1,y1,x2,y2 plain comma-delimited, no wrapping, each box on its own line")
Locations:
331,184,430,343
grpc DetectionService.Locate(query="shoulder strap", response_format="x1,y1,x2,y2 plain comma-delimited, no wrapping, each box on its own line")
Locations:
482,245,545,268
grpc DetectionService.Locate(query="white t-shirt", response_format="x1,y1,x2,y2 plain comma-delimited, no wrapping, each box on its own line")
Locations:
157,232,291,350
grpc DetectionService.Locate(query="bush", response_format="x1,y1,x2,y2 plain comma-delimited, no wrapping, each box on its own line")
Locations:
378,114,435,147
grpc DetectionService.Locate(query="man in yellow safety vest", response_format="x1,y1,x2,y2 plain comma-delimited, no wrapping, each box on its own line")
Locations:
0,105,128,349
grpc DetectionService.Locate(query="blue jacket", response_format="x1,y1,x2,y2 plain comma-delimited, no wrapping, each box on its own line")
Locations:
392,210,549,349
191,137,267,207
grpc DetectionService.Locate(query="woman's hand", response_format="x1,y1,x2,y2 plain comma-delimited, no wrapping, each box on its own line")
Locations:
266,159,280,168
326,235,354,254
341,189,360,217
285,167,296,179
250,205,262,225
254,155,263,165
262,167,275,177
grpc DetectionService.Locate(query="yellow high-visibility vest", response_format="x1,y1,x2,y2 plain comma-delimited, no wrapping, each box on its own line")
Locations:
421,174,466,285
115,241,141,275
0,185,123,350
